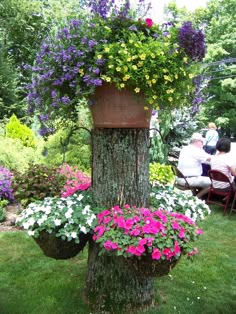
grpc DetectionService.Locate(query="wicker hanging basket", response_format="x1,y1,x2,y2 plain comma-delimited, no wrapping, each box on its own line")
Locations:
34,231,91,260
124,254,180,277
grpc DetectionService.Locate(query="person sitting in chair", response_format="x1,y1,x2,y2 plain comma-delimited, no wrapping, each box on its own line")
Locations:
210,137,236,190
177,133,211,197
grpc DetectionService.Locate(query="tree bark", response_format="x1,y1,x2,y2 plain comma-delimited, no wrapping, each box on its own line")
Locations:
85,128,155,313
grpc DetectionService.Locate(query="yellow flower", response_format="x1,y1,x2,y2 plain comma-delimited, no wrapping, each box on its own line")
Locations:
149,99,154,105
105,77,111,82
168,97,173,102
132,65,137,70
120,83,125,88
152,79,156,84
166,89,174,94
116,67,121,72
131,55,137,60
123,66,128,72
97,55,102,59
189,73,194,79
121,43,126,47
140,54,146,60
134,87,140,93
163,69,168,73
164,75,173,82
183,57,188,63
129,39,133,44
105,47,110,53
79,69,84,76
151,53,155,58
175,74,178,79
137,61,143,67
109,55,113,59
144,106,149,110
127,57,131,62
145,75,150,80
153,95,157,99
108,64,114,68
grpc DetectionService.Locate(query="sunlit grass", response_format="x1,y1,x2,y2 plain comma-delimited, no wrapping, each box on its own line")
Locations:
0,206,235,314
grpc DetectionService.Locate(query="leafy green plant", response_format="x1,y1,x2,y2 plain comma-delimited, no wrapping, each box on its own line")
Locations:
0,199,8,222
12,164,66,207
5,114,36,148
149,162,175,186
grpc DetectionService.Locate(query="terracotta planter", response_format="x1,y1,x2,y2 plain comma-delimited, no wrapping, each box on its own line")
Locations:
90,83,152,128
124,254,180,277
34,230,91,260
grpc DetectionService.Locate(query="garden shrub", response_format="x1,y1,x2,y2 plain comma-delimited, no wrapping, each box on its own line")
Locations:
149,162,175,186
5,114,37,148
12,164,67,207
41,127,91,172
0,136,43,173
0,200,8,222
0,166,14,202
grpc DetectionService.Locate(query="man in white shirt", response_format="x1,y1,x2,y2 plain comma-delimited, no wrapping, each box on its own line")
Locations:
177,133,211,189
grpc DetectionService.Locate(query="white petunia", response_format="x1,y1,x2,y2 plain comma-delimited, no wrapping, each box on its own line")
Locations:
54,219,61,226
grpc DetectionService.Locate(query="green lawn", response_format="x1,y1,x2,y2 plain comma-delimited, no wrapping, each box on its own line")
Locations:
0,206,235,314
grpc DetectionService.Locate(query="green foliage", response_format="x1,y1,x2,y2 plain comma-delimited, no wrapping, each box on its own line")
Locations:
42,126,91,172
5,114,37,147
0,200,8,222
149,162,175,186
0,136,42,172
0,50,18,119
12,164,66,207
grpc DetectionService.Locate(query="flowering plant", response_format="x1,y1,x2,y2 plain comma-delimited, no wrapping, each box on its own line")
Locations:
16,190,97,242
93,205,203,261
0,166,14,202
26,0,206,135
150,186,211,223
58,163,91,197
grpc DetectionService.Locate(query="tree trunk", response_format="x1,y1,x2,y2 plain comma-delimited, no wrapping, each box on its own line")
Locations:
85,128,155,313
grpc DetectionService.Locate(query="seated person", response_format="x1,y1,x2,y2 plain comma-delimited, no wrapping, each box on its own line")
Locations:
210,137,236,190
177,133,211,191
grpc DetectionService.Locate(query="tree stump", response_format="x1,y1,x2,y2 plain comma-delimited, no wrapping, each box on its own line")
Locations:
85,128,155,313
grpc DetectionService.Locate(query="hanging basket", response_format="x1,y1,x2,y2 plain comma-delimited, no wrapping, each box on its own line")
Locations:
90,83,152,128
34,230,91,260
124,254,180,277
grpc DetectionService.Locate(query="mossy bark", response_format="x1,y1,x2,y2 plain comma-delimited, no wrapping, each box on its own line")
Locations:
85,128,155,313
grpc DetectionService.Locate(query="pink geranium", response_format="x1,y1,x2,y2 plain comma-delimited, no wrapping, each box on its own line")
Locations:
145,18,153,28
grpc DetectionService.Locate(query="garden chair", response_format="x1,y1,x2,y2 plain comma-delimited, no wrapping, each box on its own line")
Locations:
171,166,199,196
229,191,236,217
206,170,235,215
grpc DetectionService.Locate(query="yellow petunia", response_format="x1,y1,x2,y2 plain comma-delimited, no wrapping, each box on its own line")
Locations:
116,67,121,72
140,54,146,60
145,75,150,80
134,87,140,93
120,83,125,88
97,55,102,59
144,106,149,110
132,65,137,70
189,74,194,79
149,99,154,105
105,47,110,53
152,79,156,84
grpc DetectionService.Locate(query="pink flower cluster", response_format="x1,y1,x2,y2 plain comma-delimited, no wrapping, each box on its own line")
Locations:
93,205,203,261
58,163,91,197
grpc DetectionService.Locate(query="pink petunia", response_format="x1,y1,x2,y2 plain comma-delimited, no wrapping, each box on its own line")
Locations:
145,18,153,28
172,220,180,230
174,241,181,255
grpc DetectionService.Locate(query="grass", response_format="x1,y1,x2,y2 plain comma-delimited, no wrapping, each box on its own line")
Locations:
0,206,236,314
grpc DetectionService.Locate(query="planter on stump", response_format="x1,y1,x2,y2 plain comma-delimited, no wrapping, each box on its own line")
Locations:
90,83,152,128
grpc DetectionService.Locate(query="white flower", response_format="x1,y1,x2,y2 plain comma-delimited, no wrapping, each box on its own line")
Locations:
80,226,87,234
54,219,61,226
28,230,35,236
78,194,84,201
82,205,91,215
71,232,77,238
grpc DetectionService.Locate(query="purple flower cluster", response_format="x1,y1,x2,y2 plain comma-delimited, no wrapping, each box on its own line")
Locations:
88,0,131,19
178,21,206,61
0,167,14,202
